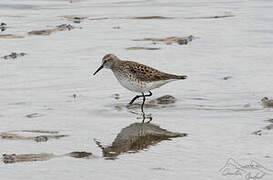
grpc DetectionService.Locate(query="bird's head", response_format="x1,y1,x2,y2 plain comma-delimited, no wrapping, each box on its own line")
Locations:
93,54,119,75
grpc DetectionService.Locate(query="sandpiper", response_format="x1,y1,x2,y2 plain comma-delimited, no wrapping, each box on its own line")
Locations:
93,54,187,113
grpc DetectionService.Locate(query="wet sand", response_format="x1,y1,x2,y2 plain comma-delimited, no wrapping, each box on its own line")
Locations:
1,0,273,180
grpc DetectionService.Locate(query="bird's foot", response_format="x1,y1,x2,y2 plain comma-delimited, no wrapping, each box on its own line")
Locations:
137,113,152,123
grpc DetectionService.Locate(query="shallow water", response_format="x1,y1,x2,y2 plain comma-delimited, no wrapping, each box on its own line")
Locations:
1,0,273,179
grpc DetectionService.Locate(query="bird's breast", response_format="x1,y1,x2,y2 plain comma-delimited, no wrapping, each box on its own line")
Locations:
114,72,176,93
113,71,149,92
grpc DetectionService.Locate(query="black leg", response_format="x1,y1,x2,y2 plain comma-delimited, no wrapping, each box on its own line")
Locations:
129,95,142,104
145,116,152,124
142,114,145,123
141,92,146,114
129,91,152,104
146,91,152,97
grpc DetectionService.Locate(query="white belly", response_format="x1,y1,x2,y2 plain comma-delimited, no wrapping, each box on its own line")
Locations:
113,72,175,93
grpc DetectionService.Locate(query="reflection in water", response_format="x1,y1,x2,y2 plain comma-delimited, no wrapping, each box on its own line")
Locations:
128,110,152,123
112,95,177,121
126,95,177,109
112,95,177,120
112,95,176,109
95,121,187,159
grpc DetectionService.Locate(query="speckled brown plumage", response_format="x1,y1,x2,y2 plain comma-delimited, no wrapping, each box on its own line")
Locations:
113,60,187,82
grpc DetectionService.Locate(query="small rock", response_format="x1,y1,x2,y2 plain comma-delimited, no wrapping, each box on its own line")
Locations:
22,130,58,134
186,14,235,19
0,133,19,140
0,34,24,39
34,136,48,142
3,153,55,164
133,35,195,45
89,17,109,21
155,95,176,104
113,93,120,100
114,105,122,111
28,24,76,36
61,16,87,23
252,130,262,136
261,97,273,107
0,22,7,31
264,124,273,130
151,167,168,171
0,130,68,142
113,26,120,29
3,154,16,164
223,76,232,80
243,103,251,108
28,29,52,35
126,47,160,50
1,52,26,60
56,24,75,31
25,113,42,118
125,16,173,20
67,151,93,158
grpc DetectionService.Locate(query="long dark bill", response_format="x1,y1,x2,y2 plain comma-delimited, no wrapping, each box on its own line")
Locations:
93,64,104,75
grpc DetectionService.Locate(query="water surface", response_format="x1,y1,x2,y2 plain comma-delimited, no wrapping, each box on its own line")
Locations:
1,0,273,179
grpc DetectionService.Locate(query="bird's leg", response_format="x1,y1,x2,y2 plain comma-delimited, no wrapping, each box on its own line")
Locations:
141,114,153,123
142,114,145,123
145,116,152,124
129,95,142,104
141,92,146,115
129,91,152,104
146,91,152,97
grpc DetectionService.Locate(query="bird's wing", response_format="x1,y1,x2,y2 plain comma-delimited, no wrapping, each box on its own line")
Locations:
121,61,186,82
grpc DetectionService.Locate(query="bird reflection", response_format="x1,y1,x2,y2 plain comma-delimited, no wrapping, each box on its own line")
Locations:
94,119,187,159
125,95,177,122
128,110,152,123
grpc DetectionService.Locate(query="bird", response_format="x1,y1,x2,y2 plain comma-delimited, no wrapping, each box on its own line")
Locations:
93,54,187,114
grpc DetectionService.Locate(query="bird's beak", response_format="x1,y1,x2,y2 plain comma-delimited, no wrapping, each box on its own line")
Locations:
93,63,105,75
